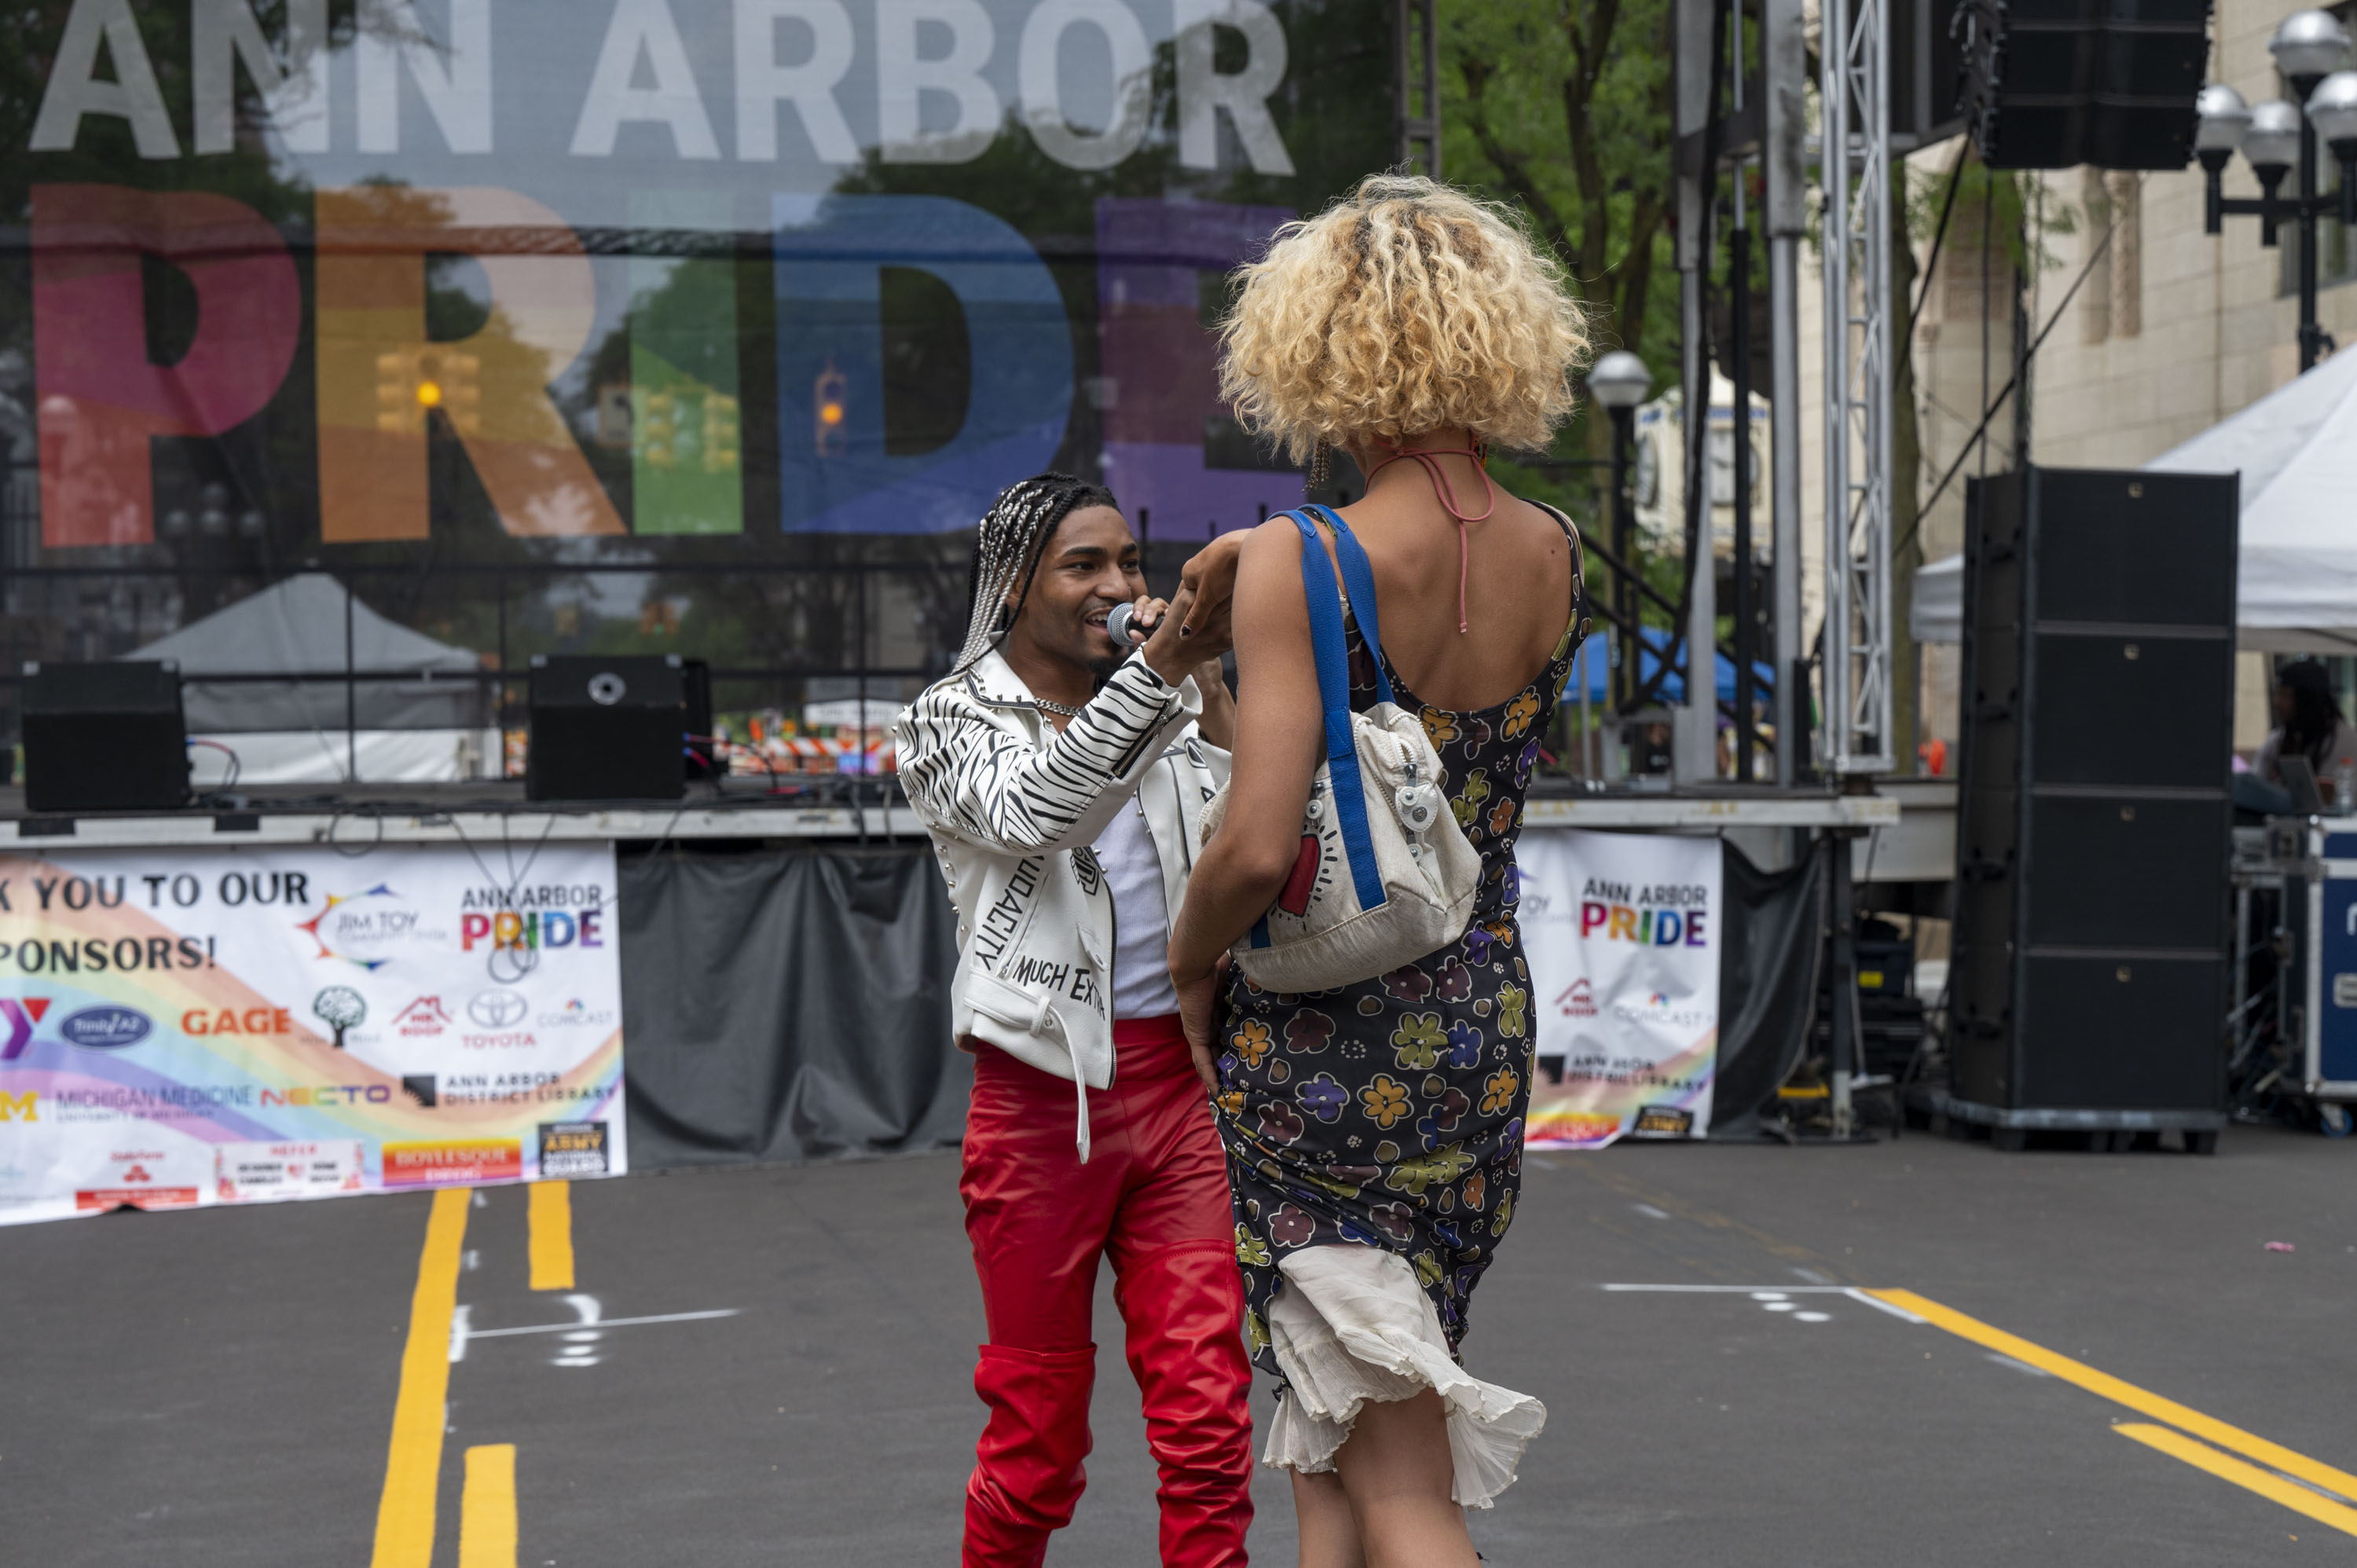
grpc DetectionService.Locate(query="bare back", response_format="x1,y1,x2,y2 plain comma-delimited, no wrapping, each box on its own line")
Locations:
1324,481,1579,713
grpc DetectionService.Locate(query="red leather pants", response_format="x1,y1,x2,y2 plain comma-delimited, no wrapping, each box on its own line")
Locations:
959,1014,1255,1567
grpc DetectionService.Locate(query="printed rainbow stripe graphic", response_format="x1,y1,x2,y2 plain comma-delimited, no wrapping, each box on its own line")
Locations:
1526,1029,1717,1149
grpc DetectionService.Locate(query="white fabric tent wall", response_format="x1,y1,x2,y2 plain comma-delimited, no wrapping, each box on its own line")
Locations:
1912,346,2357,652
188,730,503,786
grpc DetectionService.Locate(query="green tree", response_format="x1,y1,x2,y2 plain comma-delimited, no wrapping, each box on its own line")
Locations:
1443,0,1678,466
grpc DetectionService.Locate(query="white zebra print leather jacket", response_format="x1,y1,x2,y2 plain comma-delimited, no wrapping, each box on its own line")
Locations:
895,647,1230,1158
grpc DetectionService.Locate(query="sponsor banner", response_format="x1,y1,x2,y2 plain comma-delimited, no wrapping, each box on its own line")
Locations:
537,1122,611,1178
0,845,625,1225
1516,830,1721,1150
383,1140,526,1188
217,1140,367,1203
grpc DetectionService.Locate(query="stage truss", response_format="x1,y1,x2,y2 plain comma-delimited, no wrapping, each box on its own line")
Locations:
1818,0,1897,775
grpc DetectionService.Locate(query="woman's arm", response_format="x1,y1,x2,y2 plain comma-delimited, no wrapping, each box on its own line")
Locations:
1168,522,1329,1079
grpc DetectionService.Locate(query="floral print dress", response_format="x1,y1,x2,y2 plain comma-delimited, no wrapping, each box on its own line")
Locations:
1215,508,1584,1381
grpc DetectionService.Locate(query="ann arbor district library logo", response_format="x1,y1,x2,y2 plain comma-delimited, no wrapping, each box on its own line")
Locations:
295,885,451,971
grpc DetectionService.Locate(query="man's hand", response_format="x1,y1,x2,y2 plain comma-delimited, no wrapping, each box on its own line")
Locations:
1173,953,1230,1096
1141,581,1226,681
1192,657,1235,750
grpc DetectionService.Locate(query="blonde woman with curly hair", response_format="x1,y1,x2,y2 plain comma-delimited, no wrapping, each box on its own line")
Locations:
1165,174,1592,1566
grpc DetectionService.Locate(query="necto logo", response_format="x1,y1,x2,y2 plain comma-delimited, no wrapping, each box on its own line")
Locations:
59,1006,153,1050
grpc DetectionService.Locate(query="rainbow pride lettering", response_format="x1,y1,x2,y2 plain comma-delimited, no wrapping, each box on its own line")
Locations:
460,910,603,953
1580,902,1709,947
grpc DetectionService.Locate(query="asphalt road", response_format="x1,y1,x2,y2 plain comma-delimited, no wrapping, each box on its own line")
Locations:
3,1121,2354,1566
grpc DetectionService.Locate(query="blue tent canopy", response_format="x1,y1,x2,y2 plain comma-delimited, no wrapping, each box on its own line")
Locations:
1560,630,1776,706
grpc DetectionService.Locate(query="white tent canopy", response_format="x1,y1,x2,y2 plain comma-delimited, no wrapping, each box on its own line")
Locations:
126,573,487,731
123,574,497,785
1912,346,2357,653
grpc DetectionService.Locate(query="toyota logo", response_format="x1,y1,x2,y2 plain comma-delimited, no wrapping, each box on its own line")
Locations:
587,671,628,705
467,989,530,1028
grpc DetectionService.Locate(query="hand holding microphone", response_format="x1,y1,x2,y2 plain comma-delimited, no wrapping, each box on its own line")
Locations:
1106,599,1154,647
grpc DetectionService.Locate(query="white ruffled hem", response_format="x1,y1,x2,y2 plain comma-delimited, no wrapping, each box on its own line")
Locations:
1260,1244,1546,1508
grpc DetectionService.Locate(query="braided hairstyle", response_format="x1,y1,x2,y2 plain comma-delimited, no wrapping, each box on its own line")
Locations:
954,471,1121,672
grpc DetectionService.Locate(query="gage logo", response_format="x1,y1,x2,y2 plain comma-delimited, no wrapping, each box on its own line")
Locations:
467,990,529,1028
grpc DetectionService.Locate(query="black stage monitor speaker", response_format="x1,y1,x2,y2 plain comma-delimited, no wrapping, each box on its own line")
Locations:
1952,467,2237,1119
526,655,685,802
22,661,190,813
1959,0,2211,169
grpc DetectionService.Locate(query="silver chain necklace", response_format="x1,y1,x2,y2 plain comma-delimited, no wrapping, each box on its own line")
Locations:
1035,695,1087,718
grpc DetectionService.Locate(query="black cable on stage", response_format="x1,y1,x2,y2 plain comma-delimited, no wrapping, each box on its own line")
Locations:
1894,191,2127,561
1904,149,1971,356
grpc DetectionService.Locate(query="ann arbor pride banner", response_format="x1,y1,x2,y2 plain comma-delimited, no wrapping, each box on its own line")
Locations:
0,843,625,1225
1516,830,1721,1150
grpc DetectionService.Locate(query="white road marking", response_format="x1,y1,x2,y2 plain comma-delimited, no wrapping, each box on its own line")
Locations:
460,1308,742,1341
1600,1284,1857,1292
1845,1288,1928,1323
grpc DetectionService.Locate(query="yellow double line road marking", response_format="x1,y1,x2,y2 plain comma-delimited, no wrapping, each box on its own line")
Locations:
459,1444,519,1568
372,1189,471,1568
528,1181,574,1291
1871,1289,2357,1536
2116,1425,2357,1536
372,1182,574,1568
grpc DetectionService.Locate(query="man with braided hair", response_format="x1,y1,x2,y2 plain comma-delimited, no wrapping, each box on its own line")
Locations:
896,473,1251,1566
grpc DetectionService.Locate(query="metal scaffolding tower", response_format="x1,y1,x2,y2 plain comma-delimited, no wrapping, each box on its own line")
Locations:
1395,0,1440,177
1818,0,1897,775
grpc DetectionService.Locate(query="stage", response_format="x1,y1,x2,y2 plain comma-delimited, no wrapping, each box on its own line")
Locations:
0,780,1904,848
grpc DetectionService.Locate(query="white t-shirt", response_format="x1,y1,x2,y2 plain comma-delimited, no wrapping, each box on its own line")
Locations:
1091,797,1178,1021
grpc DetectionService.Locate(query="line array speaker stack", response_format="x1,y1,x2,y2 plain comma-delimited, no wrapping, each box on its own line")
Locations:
1946,467,2236,1149
22,661,190,813
526,655,687,802
1959,0,2212,169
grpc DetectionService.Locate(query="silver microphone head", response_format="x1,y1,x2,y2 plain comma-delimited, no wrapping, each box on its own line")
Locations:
1106,601,1143,644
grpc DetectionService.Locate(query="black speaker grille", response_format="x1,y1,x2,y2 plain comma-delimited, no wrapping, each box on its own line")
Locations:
2025,629,2234,787
1951,467,2234,1116
2016,955,2224,1108
1962,0,2211,169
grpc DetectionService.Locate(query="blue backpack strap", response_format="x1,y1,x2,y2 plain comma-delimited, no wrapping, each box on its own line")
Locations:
1303,504,1396,708
1285,508,1387,915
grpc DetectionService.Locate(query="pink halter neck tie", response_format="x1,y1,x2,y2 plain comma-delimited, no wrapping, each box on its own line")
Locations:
1364,442,1497,633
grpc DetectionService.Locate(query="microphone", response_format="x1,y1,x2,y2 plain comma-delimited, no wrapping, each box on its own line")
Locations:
1106,601,1152,646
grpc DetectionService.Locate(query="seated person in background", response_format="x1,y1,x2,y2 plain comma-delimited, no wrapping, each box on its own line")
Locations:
2255,659,2357,808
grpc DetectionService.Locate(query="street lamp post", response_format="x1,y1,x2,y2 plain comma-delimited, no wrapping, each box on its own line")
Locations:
1587,350,1652,717
2198,11,2357,374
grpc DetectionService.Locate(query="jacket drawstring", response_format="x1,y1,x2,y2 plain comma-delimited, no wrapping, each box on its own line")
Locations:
1030,986,1093,1163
